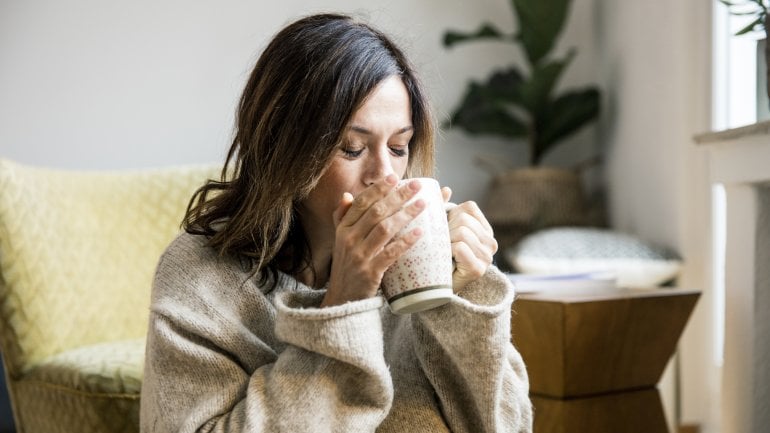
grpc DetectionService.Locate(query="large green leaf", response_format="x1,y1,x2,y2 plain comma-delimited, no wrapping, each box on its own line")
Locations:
443,23,509,48
532,88,600,164
486,67,526,102
449,82,528,138
512,0,571,64
518,50,574,117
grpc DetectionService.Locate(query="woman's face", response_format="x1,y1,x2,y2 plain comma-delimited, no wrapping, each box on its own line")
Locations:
300,75,414,243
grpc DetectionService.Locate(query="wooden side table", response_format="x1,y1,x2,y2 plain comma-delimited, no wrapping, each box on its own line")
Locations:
511,288,700,433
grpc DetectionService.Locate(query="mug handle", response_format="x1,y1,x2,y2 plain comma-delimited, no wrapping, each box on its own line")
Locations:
444,202,457,271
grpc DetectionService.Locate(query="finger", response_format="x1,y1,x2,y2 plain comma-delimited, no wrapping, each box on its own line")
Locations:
372,226,423,269
452,241,487,282
339,174,398,227
450,225,496,265
448,211,496,254
361,196,425,254
451,201,493,235
333,192,355,227
447,205,498,261
448,211,487,238
356,179,421,236
441,186,452,203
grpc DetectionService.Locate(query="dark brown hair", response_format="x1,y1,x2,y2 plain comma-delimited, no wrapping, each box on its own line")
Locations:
183,13,435,283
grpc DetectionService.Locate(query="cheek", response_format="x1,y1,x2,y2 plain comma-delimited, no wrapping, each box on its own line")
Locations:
395,157,409,178
300,184,338,229
308,164,352,211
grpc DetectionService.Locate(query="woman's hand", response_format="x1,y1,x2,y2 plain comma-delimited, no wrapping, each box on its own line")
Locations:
321,175,425,307
441,187,498,292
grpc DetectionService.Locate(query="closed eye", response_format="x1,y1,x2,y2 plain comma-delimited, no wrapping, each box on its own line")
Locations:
390,146,408,157
342,147,364,158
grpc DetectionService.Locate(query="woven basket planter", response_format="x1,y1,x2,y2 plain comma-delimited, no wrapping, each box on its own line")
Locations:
482,167,589,252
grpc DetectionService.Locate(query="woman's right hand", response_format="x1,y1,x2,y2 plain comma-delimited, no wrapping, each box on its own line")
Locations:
321,174,425,307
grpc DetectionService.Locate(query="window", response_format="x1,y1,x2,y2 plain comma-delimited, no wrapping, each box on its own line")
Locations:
713,2,765,129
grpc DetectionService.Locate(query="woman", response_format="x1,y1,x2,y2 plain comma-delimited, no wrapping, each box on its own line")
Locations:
140,13,532,433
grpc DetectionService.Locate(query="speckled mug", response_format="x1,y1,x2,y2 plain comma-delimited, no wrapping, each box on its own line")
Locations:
382,178,454,314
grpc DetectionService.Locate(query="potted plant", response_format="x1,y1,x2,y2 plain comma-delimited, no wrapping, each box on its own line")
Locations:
719,0,769,111
442,0,602,249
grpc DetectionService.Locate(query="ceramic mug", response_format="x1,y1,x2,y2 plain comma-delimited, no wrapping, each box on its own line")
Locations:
382,177,455,314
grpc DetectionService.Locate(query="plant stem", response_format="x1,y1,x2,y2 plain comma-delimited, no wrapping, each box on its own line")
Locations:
766,22,770,103
528,121,537,166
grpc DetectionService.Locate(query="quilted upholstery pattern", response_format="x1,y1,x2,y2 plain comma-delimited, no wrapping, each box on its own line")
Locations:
13,379,139,433
25,338,145,395
0,159,221,433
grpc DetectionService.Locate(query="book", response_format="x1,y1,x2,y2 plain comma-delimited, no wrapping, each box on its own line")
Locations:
506,271,618,294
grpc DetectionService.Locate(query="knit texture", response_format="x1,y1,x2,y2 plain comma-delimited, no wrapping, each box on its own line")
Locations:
141,232,533,432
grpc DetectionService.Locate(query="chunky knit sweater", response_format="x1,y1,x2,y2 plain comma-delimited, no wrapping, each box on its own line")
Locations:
140,232,532,432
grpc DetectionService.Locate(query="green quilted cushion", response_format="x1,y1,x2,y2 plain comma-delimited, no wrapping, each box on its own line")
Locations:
14,379,139,433
24,338,145,395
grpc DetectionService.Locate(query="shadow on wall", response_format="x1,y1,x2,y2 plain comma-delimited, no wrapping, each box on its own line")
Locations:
0,359,15,433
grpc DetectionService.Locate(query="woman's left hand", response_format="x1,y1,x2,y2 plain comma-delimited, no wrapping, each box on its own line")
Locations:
441,187,498,292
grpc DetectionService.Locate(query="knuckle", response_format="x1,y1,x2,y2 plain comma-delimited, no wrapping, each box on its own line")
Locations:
462,200,480,213
344,238,359,251
489,237,499,254
337,235,360,252
399,183,414,200
455,240,470,255
481,248,494,264
408,201,425,216
471,265,485,279
373,220,393,238
352,196,370,211
457,213,473,227
377,181,397,197
370,202,388,218
351,250,367,264
458,225,474,239
381,246,400,261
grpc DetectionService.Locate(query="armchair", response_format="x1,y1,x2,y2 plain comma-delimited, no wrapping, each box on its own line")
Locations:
0,159,220,433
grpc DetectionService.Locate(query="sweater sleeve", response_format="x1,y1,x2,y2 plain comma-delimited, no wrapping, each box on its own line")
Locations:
410,266,533,433
140,239,394,433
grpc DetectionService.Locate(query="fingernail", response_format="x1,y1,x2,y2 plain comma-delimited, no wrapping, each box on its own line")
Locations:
412,227,423,236
408,180,421,191
385,174,397,185
413,199,425,209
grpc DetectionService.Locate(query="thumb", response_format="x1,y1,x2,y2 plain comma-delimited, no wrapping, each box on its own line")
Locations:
333,192,355,226
441,186,452,204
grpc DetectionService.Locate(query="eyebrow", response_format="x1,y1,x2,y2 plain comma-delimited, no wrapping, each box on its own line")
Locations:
349,125,414,135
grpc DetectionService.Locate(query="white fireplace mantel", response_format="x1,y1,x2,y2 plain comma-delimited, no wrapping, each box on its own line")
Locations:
695,120,770,433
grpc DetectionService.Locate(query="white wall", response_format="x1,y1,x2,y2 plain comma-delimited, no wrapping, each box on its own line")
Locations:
0,0,598,203
597,0,716,431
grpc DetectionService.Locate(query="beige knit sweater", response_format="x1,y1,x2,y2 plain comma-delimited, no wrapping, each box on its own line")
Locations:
140,232,532,432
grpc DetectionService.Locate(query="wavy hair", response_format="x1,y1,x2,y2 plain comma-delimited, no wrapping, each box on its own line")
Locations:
183,13,435,284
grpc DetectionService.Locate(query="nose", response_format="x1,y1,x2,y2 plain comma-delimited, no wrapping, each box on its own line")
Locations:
362,145,396,186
